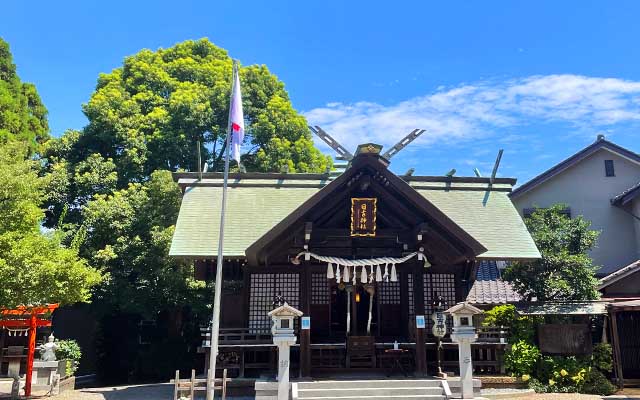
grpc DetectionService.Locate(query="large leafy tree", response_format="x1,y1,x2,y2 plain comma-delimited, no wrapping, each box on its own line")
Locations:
0,37,48,154
43,38,331,227
503,204,600,301
0,142,102,308
81,170,206,317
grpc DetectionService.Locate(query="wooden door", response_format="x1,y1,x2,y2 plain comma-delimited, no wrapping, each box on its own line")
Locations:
617,311,640,378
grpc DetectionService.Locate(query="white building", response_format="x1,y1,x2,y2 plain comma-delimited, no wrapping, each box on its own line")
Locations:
510,135,640,277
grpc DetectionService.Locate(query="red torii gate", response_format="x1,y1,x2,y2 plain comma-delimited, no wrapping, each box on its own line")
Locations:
0,304,59,397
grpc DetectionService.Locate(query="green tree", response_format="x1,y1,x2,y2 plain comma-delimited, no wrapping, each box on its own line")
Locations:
42,38,331,227
0,37,48,154
503,204,600,301
0,143,102,308
80,38,330,179
80,170,206,317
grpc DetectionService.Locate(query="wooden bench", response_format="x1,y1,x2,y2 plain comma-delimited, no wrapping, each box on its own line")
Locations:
346,336,376,368
172,369,228,400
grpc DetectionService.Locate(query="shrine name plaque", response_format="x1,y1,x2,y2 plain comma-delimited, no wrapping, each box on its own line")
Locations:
350,198,377,237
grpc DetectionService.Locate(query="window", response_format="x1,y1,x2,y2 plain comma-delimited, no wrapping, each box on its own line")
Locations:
604,160,615,177
523,207,571,218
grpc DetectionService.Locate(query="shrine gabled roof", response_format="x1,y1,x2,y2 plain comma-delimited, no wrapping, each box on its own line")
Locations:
169,162,540,262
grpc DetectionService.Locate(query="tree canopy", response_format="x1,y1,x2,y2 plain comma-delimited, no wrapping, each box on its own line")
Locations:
43,38,331,227
81,170,207,317
503,204,600,301
79,38,329,179
0,142,102,308
0,37,48,154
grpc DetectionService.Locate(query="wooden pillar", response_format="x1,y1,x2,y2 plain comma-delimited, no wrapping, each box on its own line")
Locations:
415,323,427,377
300,327,311,378
610,311,624,388
25,313,37,397
0,326,5,370
414,266,427,376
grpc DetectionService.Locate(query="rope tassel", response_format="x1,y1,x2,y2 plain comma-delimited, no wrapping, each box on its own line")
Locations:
384,263,389,282
336,265,341,283
327,262,334,279
376,265,383,282
343,265,350,282
360,265,368,283
390,264,398,282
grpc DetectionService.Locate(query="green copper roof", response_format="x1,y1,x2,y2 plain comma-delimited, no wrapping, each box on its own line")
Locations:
170,176,540,260
412,186,540,260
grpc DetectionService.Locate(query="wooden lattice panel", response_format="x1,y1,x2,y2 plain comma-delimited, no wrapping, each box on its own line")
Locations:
248,273,300,333
311,273,330,305
423,273,456,330
407,273,415,317
275,273,300,310
248,273,275,333
379,280,401,305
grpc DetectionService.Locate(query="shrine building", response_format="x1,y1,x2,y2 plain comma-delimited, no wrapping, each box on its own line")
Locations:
169,143,540,376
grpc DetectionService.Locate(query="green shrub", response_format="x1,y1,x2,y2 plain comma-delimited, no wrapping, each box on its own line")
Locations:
505,340,541,376
482,304,536,342
591,343,613,373
581,368,616,396
55,339,82,376
483,304,517,327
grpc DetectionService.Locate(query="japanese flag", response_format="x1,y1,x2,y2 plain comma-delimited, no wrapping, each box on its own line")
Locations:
229,68,244,164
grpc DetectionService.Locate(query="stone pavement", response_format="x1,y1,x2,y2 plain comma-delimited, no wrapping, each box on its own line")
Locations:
2,381,638,400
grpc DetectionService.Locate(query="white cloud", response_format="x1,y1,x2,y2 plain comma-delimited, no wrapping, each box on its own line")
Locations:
304,74,640,153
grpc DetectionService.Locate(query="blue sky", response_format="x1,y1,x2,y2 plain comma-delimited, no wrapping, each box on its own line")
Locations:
2,1,640,182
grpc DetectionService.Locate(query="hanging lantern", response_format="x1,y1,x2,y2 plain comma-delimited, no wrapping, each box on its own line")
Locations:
344,265,350,282
336,265,341,283
360,265,368,283
376,265,383,282
390,264,398,282
327,262,334,279
355,290,361,303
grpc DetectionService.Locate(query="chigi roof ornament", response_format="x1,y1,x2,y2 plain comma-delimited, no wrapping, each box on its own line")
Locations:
309,126,426,162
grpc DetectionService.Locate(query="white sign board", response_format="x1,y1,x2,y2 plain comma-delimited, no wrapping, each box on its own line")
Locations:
431,311,447,337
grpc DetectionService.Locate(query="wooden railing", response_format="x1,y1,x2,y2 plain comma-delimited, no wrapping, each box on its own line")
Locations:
199,326,510,376
476,326,510,343
199,327,271,346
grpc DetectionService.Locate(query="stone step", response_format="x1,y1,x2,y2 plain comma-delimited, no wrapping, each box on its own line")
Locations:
296,379,442,390
297,387,443,398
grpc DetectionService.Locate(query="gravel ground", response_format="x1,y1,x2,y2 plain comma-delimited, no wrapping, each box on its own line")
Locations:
47,383,253,400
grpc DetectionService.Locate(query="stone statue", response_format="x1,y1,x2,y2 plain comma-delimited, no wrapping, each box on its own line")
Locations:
39,334,58,362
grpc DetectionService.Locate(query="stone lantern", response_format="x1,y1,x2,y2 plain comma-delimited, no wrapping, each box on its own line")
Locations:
268,302,303,400
445,302,483,399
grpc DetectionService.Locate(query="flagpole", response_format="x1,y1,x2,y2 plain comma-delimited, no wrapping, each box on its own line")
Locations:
207,59,237,400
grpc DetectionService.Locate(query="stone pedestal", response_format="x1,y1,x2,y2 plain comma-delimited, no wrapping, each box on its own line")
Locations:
445,302,483,400
450,335,474,399
274,337,296,400
32,360,61,395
